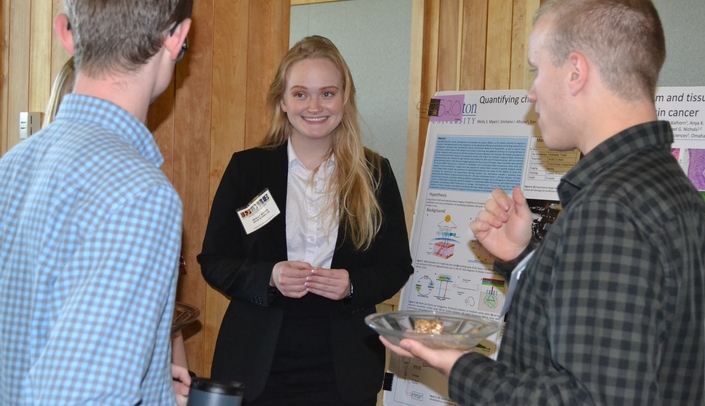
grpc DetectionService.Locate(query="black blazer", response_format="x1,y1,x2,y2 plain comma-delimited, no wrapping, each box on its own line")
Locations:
198,145,413,403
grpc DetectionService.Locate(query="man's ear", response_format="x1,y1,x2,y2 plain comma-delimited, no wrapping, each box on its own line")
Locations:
567,52,588,96
166,18,192,62
54,14,74,55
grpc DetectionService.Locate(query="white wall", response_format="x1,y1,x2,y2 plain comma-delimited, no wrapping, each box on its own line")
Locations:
653,0,705,87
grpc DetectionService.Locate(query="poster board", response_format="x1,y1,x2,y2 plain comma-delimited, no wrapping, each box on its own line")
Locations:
384,87,705,405
657,87,705,193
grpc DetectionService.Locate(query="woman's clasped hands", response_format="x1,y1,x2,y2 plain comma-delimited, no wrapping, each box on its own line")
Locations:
271,261,351,300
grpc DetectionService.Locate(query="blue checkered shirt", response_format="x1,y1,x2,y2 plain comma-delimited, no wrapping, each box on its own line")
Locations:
0,95,183,405
449,121,705,405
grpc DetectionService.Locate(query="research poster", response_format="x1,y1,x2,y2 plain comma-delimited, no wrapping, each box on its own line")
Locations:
658,87,705,197
384,87,705,406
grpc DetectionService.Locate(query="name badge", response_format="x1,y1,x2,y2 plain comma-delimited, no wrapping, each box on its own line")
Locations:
237,189,280,234
499,250,535,317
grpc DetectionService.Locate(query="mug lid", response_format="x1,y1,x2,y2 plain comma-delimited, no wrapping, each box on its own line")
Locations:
190,377,245,396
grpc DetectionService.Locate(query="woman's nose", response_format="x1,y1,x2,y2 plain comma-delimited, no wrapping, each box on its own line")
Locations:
307,99,322,113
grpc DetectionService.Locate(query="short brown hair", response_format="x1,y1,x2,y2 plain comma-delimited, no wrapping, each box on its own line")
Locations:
65,0,192,77
535,0,665,100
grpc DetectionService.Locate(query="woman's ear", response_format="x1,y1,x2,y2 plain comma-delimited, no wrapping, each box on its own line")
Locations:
54,14,75,55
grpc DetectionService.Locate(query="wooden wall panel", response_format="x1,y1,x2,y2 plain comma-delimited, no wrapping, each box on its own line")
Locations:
1,0,6,154
460,0,488,90
245,1,289,150
173,0,215,376
485,0,513,90
511,0,541,89
412,0,439,191
211,1,248,178
204,0,249,378
404,0,426,231
202,16,244,374
437,0,460,91
6,0,30,149
1,0,67,155
203,0,290,377
291,0,338,5
29,0,52,113
50,0,68,81
150,0,219,379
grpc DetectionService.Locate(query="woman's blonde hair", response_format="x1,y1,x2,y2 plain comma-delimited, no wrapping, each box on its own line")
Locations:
43,57,76,127
261,35,383,251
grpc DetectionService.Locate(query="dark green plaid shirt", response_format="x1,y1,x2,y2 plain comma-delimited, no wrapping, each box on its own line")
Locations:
450,121,705,405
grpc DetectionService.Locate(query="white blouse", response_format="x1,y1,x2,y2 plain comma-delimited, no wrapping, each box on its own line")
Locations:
285,140,339,269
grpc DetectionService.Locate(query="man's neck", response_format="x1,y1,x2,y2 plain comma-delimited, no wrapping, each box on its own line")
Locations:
578,97,658,154
71,69,157,124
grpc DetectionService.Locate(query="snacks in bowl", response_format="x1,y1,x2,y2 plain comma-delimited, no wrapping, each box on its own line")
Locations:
414,319,444,334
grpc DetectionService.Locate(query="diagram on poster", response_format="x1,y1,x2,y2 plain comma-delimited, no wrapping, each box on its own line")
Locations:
385,87,705,406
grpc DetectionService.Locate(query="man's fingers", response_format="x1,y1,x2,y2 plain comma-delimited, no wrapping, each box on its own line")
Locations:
491,187,512,210
379,336,415,358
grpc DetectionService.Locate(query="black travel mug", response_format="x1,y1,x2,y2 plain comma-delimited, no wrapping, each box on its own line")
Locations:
186,377,245,406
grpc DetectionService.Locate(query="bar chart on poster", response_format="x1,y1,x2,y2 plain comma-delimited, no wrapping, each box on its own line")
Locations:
384,87,705,406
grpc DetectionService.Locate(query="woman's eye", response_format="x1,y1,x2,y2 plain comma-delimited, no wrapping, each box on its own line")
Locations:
323,91,336,98
293,92,306,99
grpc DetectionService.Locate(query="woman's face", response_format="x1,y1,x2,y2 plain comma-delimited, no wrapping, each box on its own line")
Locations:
280,57,344,145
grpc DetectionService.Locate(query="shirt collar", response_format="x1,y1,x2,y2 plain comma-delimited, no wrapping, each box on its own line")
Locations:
55,94,164,168
557,120,673,206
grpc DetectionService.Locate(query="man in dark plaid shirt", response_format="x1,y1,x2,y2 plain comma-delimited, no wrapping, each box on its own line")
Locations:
381,0,705,404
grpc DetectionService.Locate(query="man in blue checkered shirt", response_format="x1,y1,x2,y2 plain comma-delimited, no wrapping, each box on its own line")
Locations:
0,1,193,404
382,0,705,405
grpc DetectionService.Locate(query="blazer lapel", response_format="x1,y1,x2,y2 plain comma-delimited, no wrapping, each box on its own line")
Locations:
262,145,290,260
